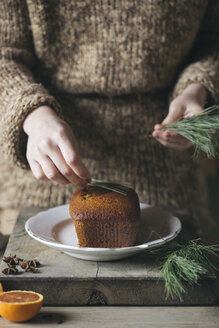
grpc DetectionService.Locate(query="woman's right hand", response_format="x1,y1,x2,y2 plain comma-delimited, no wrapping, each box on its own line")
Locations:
23,106,91,187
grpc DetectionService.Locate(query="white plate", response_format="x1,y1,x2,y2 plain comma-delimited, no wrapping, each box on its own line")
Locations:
25,204,181,261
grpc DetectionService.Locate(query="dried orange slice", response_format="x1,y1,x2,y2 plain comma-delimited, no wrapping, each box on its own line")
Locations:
0,290,43,322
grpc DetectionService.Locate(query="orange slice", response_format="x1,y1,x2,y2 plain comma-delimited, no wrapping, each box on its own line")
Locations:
0,290,43,322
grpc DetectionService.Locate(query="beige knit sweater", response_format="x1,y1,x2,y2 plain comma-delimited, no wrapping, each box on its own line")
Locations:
0,0,218,236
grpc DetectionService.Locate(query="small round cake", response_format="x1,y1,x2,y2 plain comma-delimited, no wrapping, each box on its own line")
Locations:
69,183,140,248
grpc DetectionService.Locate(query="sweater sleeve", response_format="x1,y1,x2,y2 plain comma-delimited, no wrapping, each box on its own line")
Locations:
171,0,219,105
0,0,62,169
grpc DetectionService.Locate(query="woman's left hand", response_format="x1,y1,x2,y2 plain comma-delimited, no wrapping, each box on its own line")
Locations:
152,83,208,151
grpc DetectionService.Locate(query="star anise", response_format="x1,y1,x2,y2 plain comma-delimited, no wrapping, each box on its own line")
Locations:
3,254,14,263
2,255,41,275
2,267,18,275
13,255,23,265
28,259,41,268
19,261,28,270
3,254,23,267
19,261,39,273
29,266,38,273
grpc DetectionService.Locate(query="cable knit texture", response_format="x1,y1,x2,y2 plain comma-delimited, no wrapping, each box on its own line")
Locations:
0,0,218,238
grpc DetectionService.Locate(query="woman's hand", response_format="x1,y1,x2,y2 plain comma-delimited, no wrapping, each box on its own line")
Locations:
152,83,208,151
23,106,91,187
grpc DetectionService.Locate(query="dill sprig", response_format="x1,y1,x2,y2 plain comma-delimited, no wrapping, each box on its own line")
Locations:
162,105,219,158
87,179,131,196
150,239,219,301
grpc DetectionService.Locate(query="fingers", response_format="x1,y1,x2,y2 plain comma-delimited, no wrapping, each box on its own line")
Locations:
184,103,203,118
151,84,207,151
29,160,47,181
29,156,70,185
152,129,192,151
155,135,192,151
154,124,163,131
26,117,91,187
48,146,88,187
161,111,181,126
153,129,182,140
58,137,91,182
152,94,202,151
27,140,90,187
161,102,185,126
29,146,88,187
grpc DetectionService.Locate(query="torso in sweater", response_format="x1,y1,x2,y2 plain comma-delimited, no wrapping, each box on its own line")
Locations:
27,0,207,96
0,0,215,230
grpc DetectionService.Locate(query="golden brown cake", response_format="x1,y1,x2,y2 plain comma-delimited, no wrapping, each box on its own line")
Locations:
69,184,140,248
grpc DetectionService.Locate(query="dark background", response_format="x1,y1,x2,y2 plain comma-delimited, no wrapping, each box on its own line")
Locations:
205,158,219,225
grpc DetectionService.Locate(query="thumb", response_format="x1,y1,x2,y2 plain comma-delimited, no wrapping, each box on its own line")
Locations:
161,113,176,127
161,104,184,127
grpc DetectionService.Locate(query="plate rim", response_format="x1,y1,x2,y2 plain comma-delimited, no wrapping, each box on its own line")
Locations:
25,203,182,253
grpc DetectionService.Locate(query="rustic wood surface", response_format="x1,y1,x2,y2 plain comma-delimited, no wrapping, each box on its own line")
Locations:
0,207,217,305
0,306,218,328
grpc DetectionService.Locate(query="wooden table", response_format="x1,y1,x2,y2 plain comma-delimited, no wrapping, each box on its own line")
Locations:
0,207,218,327
0,207,217,305
0,306,219,327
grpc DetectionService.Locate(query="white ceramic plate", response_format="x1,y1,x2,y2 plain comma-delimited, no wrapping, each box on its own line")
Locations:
25,204,181,261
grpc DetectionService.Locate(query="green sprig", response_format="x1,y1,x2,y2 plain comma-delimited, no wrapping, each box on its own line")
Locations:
162,105,219,158
150,239,219,301
87,179,131,196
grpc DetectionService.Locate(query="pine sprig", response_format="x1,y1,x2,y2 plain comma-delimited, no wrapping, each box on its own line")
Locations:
150,239,219,301
162,105,219,158
87,179,131,196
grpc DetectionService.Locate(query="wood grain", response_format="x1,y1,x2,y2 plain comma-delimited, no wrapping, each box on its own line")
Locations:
0,207,217,305
0,306,218,328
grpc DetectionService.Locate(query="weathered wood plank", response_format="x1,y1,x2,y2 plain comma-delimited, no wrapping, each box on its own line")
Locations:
0,306,219,328
0,207,97,278
0,207,217,305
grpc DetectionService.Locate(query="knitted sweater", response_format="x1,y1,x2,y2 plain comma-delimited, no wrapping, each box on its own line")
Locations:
0,0,218,236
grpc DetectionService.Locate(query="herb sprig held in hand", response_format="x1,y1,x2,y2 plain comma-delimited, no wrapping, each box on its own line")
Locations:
162,105,219,158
